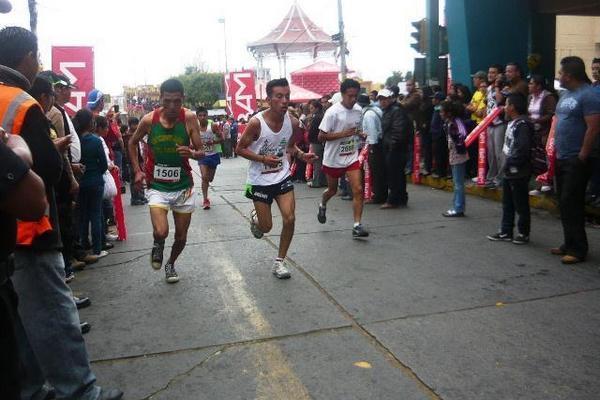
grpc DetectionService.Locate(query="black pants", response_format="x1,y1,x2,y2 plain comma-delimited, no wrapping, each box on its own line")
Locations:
57,198,74,275
0,278,20,400
501,177,531,236
420,131,432,172
384,144,408,205
432,135,448,176
368,143,387,203
556,157,593,259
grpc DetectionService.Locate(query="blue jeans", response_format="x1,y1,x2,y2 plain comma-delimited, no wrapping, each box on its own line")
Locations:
78,185,104,255
451,162,466,213
12,250,101,400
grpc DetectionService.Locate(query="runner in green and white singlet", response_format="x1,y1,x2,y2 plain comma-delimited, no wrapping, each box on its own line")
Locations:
128,79,204,283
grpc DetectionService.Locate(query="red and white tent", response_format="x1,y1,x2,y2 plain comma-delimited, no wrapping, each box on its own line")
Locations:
247,1,336,60
256,82,321,103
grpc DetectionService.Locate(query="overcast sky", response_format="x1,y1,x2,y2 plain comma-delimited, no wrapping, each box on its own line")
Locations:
0,0,438,94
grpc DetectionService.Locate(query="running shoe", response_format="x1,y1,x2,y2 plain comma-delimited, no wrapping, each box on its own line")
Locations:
352,224,369,238
317,205,327,224
528,189,542,196
202,198,211,210
165,262,179,283
151,242,164,270
250,209,263,239
106,233,118,241
272,259,291,279
486,232,512,242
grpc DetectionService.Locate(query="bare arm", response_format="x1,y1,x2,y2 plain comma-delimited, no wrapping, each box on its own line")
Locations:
235,117,267,163
579,114,600,161
183,110,204,159
211,123,225,143
128,113,151,174
317,128,355,142
287,117,317,163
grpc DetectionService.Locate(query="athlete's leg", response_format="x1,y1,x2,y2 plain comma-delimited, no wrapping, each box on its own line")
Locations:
150,207,169,242
253,201,273,234
274,190,296,259
168,211,192,264
346,169,364,224
321,175,339,206
199,165,216,201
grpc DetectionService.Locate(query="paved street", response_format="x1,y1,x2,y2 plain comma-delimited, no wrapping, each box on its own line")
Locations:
74,157,600,400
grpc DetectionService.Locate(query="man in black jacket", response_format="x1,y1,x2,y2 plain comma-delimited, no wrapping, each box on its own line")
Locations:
0,26,123,400
379,88,413,208
487,93,532,244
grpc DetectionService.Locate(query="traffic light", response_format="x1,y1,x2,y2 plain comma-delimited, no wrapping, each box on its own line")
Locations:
410,19,427,55
438,25,448,56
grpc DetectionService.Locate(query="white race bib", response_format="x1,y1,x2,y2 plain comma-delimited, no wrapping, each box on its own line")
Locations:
202,142,214,153
154,165,181,182
339,138,356,156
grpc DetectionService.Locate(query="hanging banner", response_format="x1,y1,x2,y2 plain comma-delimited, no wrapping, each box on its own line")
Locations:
224,70,257,121
465,106,504,147
51,46,94,116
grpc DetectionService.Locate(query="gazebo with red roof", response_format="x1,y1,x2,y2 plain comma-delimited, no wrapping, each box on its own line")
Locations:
290,60,351,96
247,1,337,76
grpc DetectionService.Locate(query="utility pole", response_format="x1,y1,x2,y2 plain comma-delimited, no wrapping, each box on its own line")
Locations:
218,18,229,72
337,0,347,80
426,0,439,84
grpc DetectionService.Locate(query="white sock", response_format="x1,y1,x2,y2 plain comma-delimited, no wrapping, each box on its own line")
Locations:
319,203,326,209
275,257,284,262
353,222,360,228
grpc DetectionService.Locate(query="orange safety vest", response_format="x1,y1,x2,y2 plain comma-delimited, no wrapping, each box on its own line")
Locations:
0,83,53,246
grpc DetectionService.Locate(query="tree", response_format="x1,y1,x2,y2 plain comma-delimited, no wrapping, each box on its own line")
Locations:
385,71,404,87
172,67,223,109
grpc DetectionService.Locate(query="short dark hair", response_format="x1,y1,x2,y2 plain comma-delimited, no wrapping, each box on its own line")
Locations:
489,64,503,73
95,115,108,130
266,78,289,97
561,56,591,83
128,117,139,127
72,108,94,133
0,26,38,70
440,100,464,118
592,58,600,65
196,106,208,114
505,62,522,74
506,93,527,114
160,78,184,95
370,90,378,96
340,78,360,94
309,99,323,112
28,76,54,100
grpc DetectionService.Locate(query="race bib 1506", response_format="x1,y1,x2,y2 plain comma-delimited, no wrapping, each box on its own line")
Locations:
154,165,181,182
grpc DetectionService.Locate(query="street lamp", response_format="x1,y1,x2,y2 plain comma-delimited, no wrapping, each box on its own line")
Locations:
218,17,229,73
0,0,12,13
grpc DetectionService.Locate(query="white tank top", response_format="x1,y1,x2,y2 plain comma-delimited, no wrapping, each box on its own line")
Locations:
246,111,292,186
200,123,217,156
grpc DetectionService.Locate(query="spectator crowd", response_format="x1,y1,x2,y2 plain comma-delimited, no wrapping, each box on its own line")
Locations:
1,22,599,400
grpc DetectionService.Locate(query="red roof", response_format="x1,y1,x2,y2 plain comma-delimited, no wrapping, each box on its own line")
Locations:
290,60,341,75
247,2,336,56
255,82,321,103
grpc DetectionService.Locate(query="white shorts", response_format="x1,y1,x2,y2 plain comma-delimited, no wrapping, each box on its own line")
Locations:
146,188,196,213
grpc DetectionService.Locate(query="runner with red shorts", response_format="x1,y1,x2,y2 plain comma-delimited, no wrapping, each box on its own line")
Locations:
317,79,369,238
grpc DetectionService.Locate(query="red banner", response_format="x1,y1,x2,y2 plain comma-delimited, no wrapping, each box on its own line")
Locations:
412,132,421,184
51,46,94,116
225,70,257,121
465,106,504,147
477,129,487,186
536,116,557,186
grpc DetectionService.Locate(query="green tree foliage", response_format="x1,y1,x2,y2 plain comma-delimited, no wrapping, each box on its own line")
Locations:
172,67,223,109
385,71,404,87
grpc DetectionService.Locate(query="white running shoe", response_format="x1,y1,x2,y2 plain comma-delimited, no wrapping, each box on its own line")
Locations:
272,259,291,279
97,250,109,259
541,185,552,193
106,233,119,242
250,209,264,239
529,189,542,196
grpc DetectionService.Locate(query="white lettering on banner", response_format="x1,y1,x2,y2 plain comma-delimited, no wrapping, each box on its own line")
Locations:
233,73,254,115
59,62,87,112
65,91,86,113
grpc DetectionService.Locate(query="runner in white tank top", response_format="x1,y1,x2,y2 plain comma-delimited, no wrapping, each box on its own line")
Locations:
316,79,370,239
236,78,317,279
196,107,224,210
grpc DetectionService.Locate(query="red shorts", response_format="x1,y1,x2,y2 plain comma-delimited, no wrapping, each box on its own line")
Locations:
322,161,361,179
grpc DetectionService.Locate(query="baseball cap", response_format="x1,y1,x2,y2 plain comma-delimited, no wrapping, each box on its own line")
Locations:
53,73,77,89
430,92,446,101
471,70,487,80
377,88,394,98
87,89,104,108
357,94,370,107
